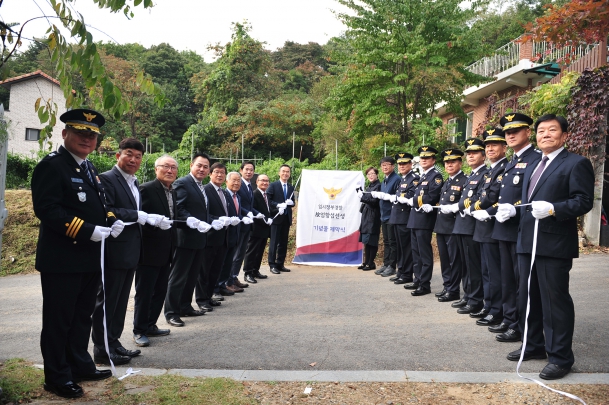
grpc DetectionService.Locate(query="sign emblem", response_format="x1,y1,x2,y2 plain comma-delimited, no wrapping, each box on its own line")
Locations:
323,187,342,200
77,192,86,202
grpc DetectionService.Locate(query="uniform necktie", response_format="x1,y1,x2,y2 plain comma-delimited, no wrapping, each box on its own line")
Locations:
217,187,228,215
233,193,239,213
527,156,549,200
81,161,93,183
283,183,287,199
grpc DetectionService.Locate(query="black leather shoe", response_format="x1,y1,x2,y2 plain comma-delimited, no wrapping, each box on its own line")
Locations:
212,293,225,301
451,298,468,308
280,266,291,272
539,363,571,380
389,276,399,281
403,283,419,290
219,287,235,296
457,304,482,314
167,317,185,327
394,278,412,285
270,267,281,274
438,292,460,302
476,314,502,326
244,274,257,283
374,266,387,275
181,309,206,317
133,334,150,347
254,271,268,279
435,288,447,297
199,304,213,312
44,381,83,398
507,348,547,362
357,263,365,269
209,299,222,306
72,369,112,383
362,263,376,271
469,308,490,318
146,325,170,337
496,329,521,342
488,322,509,333
94,352,131,365
411,287,431,296
381,268,396,277
115,347,140,357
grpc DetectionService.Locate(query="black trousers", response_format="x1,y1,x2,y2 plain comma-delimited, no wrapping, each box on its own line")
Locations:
40,271,100,385
456,234,483,307
196,245,228,305
243,236,269,273
498,240,519,329
410,229,434,290
381,221,397,268
164,247,205,318
230,223,251,279
268,222,290,268
133,263,170,335
436,233,462,294
480,242,503,317
216,244,238,288
92,266,135,353
394,224,413,280
518,254,575,369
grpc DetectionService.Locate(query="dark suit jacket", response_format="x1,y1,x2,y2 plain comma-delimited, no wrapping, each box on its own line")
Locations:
99,166,142,270
237,179,259,217
173,174,208,250
407,167,443,230
517,149,594,258
360,180,381,235
139,178,177,266
379,172,400,221
204,182,229,246
251,189,278,238
434,171,467,234
31,145,111,273
266,180,294,225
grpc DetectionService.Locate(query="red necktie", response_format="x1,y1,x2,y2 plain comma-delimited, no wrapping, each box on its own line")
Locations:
233,193,239,213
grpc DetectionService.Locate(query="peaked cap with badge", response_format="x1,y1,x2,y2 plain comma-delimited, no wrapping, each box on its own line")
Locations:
464,137,485,152
441,149,464,161
482,127,506,144
417,146,438,158
60,108,105,134
500,112,533,131
395,152,414,164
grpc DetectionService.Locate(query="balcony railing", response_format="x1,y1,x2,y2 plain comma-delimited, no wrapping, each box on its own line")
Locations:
531,41,597,64
466,41,521,78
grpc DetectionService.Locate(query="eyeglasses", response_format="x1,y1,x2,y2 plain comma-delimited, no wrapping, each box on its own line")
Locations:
157,164,178,171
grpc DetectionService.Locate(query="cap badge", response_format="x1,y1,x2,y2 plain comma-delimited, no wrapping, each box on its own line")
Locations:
487,129,495,135
83,112,97,122
505,114,515,122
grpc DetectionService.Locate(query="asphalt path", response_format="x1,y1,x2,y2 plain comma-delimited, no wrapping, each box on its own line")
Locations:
1,254,607,375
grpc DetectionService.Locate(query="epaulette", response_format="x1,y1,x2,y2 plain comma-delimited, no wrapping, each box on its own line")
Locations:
42,151,59,161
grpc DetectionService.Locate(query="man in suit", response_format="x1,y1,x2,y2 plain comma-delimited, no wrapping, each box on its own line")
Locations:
500,114,594,380
434,149,467,302
405,146,443,296
243,174,277,283
164,153,213,327
31,109,116,398
132,155,179,347
490,113,540,342
266,164,294,274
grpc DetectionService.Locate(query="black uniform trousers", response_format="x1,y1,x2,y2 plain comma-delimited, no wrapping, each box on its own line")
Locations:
40,271,100,385
243,236,268,273
518,254,575,369
164,247,206,319
92,266,135,354
436,233,462,294
230,224,251,280
498,240,519,329
480,242,503,317
381,221,397,269
268,222,290,268
217,243,239,288
394,224,413,280
133,263,170,335
410,229,433,290
457,235,483,307
196,245,228,305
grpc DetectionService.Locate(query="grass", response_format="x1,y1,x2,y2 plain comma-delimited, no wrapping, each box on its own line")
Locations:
1,190,39,276
0,359,45,403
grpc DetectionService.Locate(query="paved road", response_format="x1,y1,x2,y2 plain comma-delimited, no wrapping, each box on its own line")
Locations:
1,254,607,375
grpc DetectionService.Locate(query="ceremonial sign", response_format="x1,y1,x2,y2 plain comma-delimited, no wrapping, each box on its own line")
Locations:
293,169,365,266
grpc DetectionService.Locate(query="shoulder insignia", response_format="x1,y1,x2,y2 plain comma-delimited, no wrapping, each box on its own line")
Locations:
413,181,419,185
435,178,442,184
497,175,503,183
107,212,116,218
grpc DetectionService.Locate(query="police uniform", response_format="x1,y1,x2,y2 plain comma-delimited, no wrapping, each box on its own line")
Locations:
406,146,443,295
388,153,419,282
31,109,113,396
433,149,467,300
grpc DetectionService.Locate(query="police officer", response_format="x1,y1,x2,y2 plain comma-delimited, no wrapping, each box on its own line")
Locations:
31,109,119,398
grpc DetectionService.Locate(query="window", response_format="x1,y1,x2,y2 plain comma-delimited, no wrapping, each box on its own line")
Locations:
448,113,473,144
25,128,40,141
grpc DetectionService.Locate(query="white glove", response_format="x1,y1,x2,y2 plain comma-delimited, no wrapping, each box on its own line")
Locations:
90,226,111,242
255,212,265,219
242,216,254,225
277,202,287,210
370,191,380,199
186,217,200,229
405,197,413,206
110,220,125,238
421,204,433,213
495,211,511,223
464,206,472,216
497,203,516,218
473,210,491,221
440,203,459,214
197,221,212,233
146,213,164,227
266,218,273,225
247,212,254,219
219,216,231,227
382,193,393,201
278,207,285,215
159,217,172,230
285,198,294,206
357,190,363,199
388,194,398,203
397,196,408,204
211,219,224,230
230,216,241,226
137,211,148,225
531,201,555,219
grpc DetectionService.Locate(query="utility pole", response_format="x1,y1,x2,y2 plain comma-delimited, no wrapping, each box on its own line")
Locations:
292,132,295,161
242,133,244,163
335,139,338,170
0,105,9,266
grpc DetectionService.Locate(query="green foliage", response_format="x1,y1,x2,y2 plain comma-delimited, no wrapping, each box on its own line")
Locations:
6,153,37,189
518,72,579,118
0,359,44,403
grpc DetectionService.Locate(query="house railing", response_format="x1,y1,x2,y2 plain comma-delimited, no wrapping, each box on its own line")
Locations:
532,42,597,64
466,41,521,78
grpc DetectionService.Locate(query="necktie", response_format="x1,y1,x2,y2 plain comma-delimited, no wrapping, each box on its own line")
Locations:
233,193,239,213
283,183,287,199
81,161,93,183
527,156,549,200
263,192,269,210
247,183,253,199
196,181,203,191
217,187,228,215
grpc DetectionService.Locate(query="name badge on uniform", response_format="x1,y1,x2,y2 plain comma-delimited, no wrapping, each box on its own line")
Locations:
421,181,428,185
77,192,86,202
469,181,478,185
513,175,520,185
71,177,83,183
468,190,473,197
451,185,461,191
515,163,528,168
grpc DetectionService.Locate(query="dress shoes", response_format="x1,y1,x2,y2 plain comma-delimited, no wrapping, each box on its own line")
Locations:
457,304,482,315
181,309,206,317
94,352,131,365
381,268,396,277
234,279,249,288
146,325,170,337
115,346,140,357
435,288,447,297
270,267,281,274
438,292,460,302
374,265,387,275
219,287,235,296
244,274,257,283
451,298,468,308
133,334,150,347
199,303,213,312
476,314,502,326
44,381,83,399
280,266,291,272
254,271,268,279
488,322,509,333
167,317,185,327
209,299,222,306
411,287,431,296
212,293,225,301
357,263,366,269
394,278,412,285
228,285,244,293
496,329,521,342
507,348,547,362
403,283,419,290
72,369,112,383
389,276,399,282
361,263,376,271
469,308,490,318
539,363,571,380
